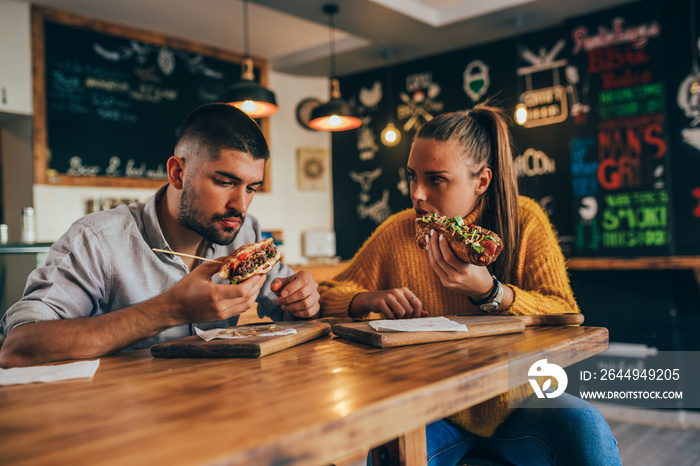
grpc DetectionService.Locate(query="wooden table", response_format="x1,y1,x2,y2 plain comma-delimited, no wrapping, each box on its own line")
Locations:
0,326,608,466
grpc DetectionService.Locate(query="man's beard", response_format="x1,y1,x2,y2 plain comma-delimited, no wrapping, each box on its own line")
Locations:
178,182,244,245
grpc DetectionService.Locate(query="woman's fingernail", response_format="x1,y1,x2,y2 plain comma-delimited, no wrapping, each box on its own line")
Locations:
425,235,429,244
430,229,434,237
439,234,444,242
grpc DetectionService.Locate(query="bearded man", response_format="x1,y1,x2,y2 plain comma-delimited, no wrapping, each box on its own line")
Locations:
1,104,320,368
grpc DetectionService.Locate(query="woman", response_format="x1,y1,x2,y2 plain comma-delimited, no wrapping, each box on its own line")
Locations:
319,104,621,465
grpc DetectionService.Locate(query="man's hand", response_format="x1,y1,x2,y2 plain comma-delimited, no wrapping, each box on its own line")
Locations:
349,288,427,319
270,271,320,319
163,260,266,325
0,260,267,368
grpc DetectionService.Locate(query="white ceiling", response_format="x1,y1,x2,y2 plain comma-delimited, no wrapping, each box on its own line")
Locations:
368,0,536,27
25,0,637,76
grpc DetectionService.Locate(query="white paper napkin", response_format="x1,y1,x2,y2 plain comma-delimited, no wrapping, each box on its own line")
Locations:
195,326,297,341
0,359,100,386
368,316,468,333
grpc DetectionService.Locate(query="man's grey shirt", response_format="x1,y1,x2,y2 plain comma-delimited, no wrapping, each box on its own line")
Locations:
0,185,293,350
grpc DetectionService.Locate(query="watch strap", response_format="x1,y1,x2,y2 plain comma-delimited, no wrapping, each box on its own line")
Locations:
468,275,500,306
482,281,505,312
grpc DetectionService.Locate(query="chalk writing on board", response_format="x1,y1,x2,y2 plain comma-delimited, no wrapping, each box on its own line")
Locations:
517,39,569,127
463,60,490,102
357,190,391,225
597,114,667,190
676,55,700,150
571,18,661,55
357,117,379,161
398,72,443,131
568,8,669,256
43,19,244,181
349,168,392,225
350,168,382,203
693,188,700,217
514,148,556,178
600,189,670,248
570,137,598,198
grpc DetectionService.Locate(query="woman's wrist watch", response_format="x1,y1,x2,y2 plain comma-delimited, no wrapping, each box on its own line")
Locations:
468,275,504,312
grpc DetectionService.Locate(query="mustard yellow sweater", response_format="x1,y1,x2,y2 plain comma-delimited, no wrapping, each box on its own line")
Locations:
319,196,580,436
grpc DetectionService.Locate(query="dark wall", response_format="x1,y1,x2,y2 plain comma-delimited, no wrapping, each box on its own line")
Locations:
661,0,700,255
333,0,700,261
570,269,700,351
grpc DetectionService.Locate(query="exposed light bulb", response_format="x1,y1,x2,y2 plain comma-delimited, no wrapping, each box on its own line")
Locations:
515,103,528,126
230,99,278,118
240,100,257,113
381,123,401,147
328,115,343,127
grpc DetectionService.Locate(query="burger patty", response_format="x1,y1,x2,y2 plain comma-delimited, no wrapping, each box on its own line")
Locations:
232,243,277,276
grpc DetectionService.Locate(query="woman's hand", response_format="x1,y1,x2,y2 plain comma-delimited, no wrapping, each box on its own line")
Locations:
349,288,428,319
425,230,494,301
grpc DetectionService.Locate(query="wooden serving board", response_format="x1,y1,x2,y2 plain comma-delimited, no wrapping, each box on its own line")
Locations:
510,313,584,326
150,321,331,358
464,313,585,326
331,315,526,348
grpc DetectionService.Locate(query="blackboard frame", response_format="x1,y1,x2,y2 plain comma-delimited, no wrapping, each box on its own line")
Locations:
31,6,271,191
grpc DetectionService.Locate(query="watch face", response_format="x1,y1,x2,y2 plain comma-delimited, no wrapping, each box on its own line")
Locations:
480,302,499,312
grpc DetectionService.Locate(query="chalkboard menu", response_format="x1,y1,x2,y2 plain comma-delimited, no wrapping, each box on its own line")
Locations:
565,1,672,256
32,7,270,189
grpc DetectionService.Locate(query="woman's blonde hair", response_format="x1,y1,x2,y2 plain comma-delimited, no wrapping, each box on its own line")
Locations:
415,103,520,283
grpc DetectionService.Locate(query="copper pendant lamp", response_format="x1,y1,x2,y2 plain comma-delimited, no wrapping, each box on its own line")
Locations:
225,0,278,118
308,3,362,132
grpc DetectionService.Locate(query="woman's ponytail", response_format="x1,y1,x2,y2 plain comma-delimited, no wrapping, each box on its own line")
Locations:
468,105,520,283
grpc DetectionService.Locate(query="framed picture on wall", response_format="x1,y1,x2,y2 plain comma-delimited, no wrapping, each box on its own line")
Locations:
296,147,329,191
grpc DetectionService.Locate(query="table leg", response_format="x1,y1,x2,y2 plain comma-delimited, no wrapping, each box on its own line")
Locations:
370,426,427,466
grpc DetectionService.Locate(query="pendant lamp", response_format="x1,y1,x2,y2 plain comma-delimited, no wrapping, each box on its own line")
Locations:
225,0,278,118
380,49,401,146
308,4,362,132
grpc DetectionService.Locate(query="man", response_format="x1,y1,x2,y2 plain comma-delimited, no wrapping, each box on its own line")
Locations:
0,103,320,368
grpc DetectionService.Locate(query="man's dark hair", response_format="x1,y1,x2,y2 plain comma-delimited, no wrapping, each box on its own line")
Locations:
175,103,270,161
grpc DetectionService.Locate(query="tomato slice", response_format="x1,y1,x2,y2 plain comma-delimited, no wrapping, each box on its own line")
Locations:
237,252,250,261
481,240,497,256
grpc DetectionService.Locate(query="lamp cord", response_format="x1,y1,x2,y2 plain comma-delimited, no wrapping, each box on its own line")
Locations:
692,0,699,74
384,50,394,124
243,0,250,58
328,10,336,79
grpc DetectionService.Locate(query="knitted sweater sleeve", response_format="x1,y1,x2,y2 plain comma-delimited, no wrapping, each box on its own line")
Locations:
506,198,580,315
318,216,396,318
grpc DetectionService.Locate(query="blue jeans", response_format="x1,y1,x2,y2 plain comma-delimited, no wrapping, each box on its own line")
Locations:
426,393,621,466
